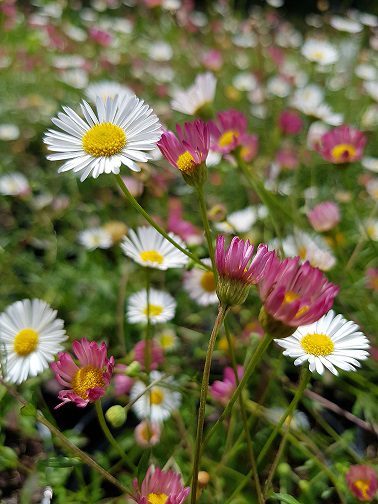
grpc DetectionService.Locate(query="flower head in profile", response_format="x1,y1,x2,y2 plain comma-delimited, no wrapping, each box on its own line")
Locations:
51,338,114,408
346,465,377,502
316,125,367,164
44,95,161,181
0,299,67,384
210,110,248,154
131,465,190,504
171,72,216,117
183,258,218,306
127,289,176,325
210,366,244,406
275,310,370,375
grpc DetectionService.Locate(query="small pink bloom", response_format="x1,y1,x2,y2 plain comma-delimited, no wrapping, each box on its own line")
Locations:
132,466,190,504
238,133,259,162
89,27,112,47
168,198,203,245
134,420,161,448
210,110,248,154
210,366,244,406
308,201,340,232
114,364,134,397
51,338,114,408
201,49,223,71
316,125,367,164
366,268,378,292
133,339,164,371
346,465,378,502
258,256,339,327
278,110,303,135
122,176,144,198
275,146,299,170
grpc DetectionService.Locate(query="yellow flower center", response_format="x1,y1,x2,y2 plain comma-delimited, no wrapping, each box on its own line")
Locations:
139,250,164,265
82,122,126,157
13,328,39,356
176,151,196,173
284,290,299,303
218,129,239,148
330,143,356,163
159,332,175,349
300,333,335,356
312,50,325,60
148,493,168,504
298,246,307,260
150,387,164,405
71,366,105,399
354,479,370,499
200,271,216,292
143,304,163,317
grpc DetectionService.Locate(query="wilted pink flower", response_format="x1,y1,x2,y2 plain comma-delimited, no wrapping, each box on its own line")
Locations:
238,133,259,162
210,366,244,405
114,364,134,397
133,339,164,371
278,110,303,135
210,110,248,154
131,466,190,504
258,256,339,328
316,125,367,164
366,268,378,292
51,338,114,408
134,420,161,448
346,465,378,501
308,201,340,232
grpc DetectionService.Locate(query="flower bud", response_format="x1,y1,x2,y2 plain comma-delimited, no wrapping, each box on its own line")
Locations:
105,405,126,428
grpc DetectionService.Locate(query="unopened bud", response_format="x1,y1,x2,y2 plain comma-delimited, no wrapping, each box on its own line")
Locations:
198,471,210,488
105,405,126,428
126,361,141,377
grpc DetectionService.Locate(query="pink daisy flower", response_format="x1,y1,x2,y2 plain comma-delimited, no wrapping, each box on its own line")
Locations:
113,364,134,397
133,339,164,371
316,125,367,164
238,133,259,162
210,110,248,154
210,366,244,406
346,465,378,502
131,466,190,504
278,110,303,135
51,338,114,408
307,201,340,232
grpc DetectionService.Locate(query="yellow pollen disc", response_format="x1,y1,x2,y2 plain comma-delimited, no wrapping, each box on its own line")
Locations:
143,304,163,317
160,333,174,349
312,50,325,60
176,151,196,173
141,424,153,441
218,129,239,148
13,328,39,356
284,290,300,304
330,143,356,163
82,122,126,157
298,246,307,260
150,387,164,405
71,366,105,399
148,493,168,504
140,250,164,264
354,479,370,499
295,305,309,318
200,271,216,293
300,333,334,357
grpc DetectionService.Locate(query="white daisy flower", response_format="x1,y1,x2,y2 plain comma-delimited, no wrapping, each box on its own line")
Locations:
278,232,336,271
275,310,370,376
361,105,378,129
127,289,176,325
121,226,189,270
0,173,30,197
301,39,338,65
364,81,378,102
171,72,217,116
362,157,378,173
78,227,113,250
330,16,363,33
183,258,218,306
216,206,260,235
156,328,178,351
85,81,133,103
266,76,291,98
130,371,181,423
0,299,67,384
44,95,161,182
0,123,20,141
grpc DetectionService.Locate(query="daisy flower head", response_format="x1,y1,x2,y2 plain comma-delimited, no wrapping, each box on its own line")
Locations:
275,310,370,375
301,39,338,65
50,338,114,408
132,465,190,504
130,371,181,423
121,226,189,270
210,109,248,154
0,173,30,197
346,465,378,502
85,80,134,103
278,232,336,271
127,289,176,325
183,258,218,306
210,366,244,406
134,420,161,448
44,95,161,182
307,201,340,232
171,72,217,118
0,299,67,384
316,125,367,164
78,227,113,250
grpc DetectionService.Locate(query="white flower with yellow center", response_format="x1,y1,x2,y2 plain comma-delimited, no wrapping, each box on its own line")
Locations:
127,289,176,325
0,299,67,384
278,232,336,271
183,259,218,306
78,227,113,250
121,226,189,270
275,310,370,375
85,81,133,103
130,371,181,423
301,39,338,65
44,95,161,182
171,72,217,116
156,328,178,351
363,218,378,241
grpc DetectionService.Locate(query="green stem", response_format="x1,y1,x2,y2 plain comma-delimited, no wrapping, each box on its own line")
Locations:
144,267,152,373
195,185,216,275
114,174,210,270
116,264,129,354
190,304,228,504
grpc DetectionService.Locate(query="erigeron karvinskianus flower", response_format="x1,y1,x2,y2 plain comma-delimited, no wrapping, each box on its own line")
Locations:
209,366,244,406
157,119,210,186
171,72,216,118
121,226,189,270
78,227,113,250
0,299,67,384
133,339,164,370
346,465,378,502
44,95,161,182
316,125,367,164
134,420,161,448
51,338,114,408
0,173,30,197
277,232,336,271
183,258,218,306
307,201,340,232
85,81,133,103
301,39,338,65
131,465,190,504
215,235,275,306
210,109,248,155
127,289,176,325
275,310,370,375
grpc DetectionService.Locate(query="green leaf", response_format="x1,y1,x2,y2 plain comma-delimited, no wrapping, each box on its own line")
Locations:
20,403,37,418
270,494,302,504
41,456,82,468
137,449,151,486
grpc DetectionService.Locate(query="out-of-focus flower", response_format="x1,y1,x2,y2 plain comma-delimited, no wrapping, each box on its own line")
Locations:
133,339,164,370
85,81,133,103
131,466,190,504
167,198,203,246
361,105,378,130
0,299,67,384
307,122,329,150
130,371,181,423
0,173,30,197
278,232,336,271
275,146,299,170
134,420,161,448
366,179,378,200
301,39,338,65
148,41,173,62
366,268,378,292
156,328,178,351
78,227,113,250
51,338,114,408
266,76,291,98
330,16,363,33
0,123,20,140
44,95,161,181
183,258,218,306
88,27,112,46
201,49,223,71
307,201,340,232
103,221,128,243
316,125,367,164
216,206,266,235
238,133,259,162
210,366,244,405
171,72,216,117
210,110,248,154
355,64,377,81
121,226,189,270
275,310,370,375
346,465,378,501
113,364,134,397
121,175,144,197
362,157,378,173
127,289,176,325
364,219,378,241
291,86,343,125
278,110,303,135
364,81,378,102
